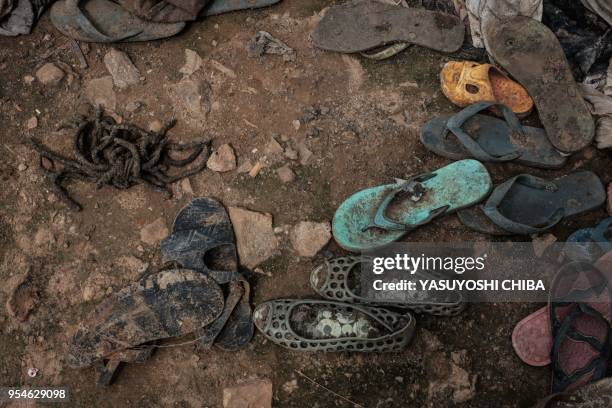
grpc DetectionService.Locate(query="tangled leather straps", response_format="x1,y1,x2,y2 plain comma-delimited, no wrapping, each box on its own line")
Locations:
30,109,210,211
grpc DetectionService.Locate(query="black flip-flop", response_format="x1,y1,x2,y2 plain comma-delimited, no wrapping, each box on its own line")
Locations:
160,197,254,351
421,102,567,169
458,172,606,235
485,16,594,153
312,1,464,54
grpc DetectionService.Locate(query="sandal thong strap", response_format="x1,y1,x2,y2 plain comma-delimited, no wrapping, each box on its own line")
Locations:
483,174,564,235
446,101,523,162
362,173,449,232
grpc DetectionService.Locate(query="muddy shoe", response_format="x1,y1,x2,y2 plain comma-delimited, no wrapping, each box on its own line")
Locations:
485,16,595,153
253,299,415,352
312,1,464,54
310,256,464,316
66,269,224,369
161,197,254,351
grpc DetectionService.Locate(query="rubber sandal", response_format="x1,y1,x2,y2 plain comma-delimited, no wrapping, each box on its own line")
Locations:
441,61,533,117
161,197,254,351
66,269,224,369
50,0,185,43
203,0,280,16
253,299,415,352
310,256,464,316
360,42,411,60
511,253,612,371
458,171,606,236
549,259,612,393
563,218,612,262
485,16,594,153
332,159,492,252
421,101,566,169
312,1,464,54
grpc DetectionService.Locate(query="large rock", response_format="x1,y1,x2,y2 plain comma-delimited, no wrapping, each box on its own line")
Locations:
207,144,236,172
140,218,169,246
223,379,272,408
104,48,140,89
168,78,211,126
84,76,117,111
290,221,331,257
228,207,279,268
36,63,65,86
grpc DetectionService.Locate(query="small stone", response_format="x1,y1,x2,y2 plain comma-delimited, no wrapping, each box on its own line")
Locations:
276,165,295,183
282,379,298,394
140,218,169,246
26,116,38,130
284,147,298,160
207,144,236,172
125,100,143,113
17,164,27,171
103,48,141,89
148,120,163,133
292,119,301,131
249,161,262,178
82,286,95,301
179,49,202,76
290,221,331,257
532,233,557,257
265,137,284,155
168,78,212,123
297,143,313,165
228,207,279,268
223,379,272,408
24,75,35,85
84,76,117,111
35,63,65,86
237,160,253,173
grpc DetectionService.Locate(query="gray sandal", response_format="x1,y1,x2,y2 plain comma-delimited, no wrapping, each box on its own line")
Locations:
310,256,464,316
253,299,415,352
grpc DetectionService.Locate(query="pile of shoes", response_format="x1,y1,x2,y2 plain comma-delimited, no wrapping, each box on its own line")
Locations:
67,198,254,386
0,0,281,40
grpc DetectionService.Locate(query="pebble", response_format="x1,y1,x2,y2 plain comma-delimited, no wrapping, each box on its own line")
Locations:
179,49,202,76
207,144,237,172
23,75,35,85
35,63,65,86
26,116,38,130
276,165,295,183
17,164,27,171
290,221,331,257
292,119,301,131
104,48,141,89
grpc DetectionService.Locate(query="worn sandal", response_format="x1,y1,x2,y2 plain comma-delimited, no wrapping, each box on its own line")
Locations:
161,197,254,351
333,159,492,252
458,172,606,235
563,217,612,262
203,0,280,16
310,256,464,316
253,299,415,352
441,61,533,116
421,101,566,169
486,16,594,153
50,0,185,43
312,1,464,54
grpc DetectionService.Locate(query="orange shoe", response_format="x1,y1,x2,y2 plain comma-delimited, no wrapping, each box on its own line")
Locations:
441,61,533,117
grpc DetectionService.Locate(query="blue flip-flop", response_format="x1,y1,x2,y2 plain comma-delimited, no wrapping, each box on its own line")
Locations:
564,217,612,262
332,159,492,252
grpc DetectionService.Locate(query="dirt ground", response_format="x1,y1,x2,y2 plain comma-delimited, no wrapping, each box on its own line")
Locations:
0,0,611,407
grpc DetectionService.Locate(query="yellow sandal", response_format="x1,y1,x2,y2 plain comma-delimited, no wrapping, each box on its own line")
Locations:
441,61,533,117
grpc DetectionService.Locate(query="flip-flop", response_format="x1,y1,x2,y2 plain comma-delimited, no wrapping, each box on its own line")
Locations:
485,16,594,153
511,253,612,373
66,269,224,369
441,61,533,117
161,197,254,351
563,218,612,262
253,299,415,352
50,0,185,43
310,256,464,316
203,0,280,16
332,159,492,252
458,171,606,235
421,101,567,169
312,1,465,54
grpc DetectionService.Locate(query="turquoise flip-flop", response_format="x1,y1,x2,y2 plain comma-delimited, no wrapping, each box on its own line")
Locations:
332,159,492,252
